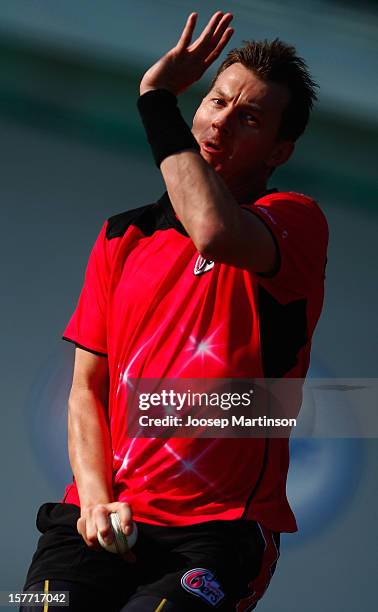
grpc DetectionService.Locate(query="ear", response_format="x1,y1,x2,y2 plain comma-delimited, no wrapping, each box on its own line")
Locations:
268,140,295,168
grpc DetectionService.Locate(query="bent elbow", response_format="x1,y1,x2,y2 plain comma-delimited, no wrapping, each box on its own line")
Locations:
194,226,229,261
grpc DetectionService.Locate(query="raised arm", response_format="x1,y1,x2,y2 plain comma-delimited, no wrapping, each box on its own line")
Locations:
137,12,293,275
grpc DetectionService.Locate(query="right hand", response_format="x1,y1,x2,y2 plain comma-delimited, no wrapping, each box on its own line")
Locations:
77,501,136,562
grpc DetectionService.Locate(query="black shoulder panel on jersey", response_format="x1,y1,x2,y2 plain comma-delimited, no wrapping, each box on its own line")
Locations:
106,192,188,240
258,285,307,378
106,203,154,239
106,188,279,240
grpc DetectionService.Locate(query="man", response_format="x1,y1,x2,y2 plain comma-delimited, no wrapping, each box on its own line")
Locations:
22,12,328,612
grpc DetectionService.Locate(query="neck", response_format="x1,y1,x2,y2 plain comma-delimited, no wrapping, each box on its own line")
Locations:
232,180,269,205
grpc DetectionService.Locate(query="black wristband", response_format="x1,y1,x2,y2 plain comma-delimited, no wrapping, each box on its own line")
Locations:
137,89,200,167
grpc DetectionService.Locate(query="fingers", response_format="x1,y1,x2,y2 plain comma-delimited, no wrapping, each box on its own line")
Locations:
177,11,233,55
176,12,198,51
190,11,233,53
77,516,95,548
77,502,133,548
204,27,234,68
109,501,133,535
144,11,234,95
94,507,114,546
193,11,224,47
212,13,233,47
77,505,112,548
76,516,87,543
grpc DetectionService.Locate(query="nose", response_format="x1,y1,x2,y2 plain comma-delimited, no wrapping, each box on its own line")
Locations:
212,107,233,134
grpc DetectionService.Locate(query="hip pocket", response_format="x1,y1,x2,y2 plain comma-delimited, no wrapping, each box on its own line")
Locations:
36,502,80,533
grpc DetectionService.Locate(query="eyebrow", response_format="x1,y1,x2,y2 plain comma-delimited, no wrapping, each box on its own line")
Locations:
212,87,263,113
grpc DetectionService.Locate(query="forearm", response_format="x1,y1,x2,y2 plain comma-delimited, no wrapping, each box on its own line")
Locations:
161,151,242,259
68,388,113,509
138,12,278,273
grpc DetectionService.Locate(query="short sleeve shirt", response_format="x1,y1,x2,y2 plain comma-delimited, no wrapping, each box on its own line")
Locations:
62,191,328,532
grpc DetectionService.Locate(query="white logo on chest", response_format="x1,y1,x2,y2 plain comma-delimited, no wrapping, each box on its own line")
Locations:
194,254,214,276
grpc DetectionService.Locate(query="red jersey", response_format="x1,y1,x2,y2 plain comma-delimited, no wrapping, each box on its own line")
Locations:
62,191,328,532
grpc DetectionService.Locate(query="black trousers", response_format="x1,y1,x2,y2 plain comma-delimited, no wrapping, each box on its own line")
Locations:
22,503,280,611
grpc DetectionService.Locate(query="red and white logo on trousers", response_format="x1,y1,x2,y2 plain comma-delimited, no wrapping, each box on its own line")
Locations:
181,568,225,606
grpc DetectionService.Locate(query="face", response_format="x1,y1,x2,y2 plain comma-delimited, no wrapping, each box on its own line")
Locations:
192,63,294,199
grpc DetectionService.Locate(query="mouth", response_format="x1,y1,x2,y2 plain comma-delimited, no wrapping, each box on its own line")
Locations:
201,141,225,155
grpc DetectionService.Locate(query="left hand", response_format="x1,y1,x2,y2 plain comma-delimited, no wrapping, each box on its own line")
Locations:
140,11,234,96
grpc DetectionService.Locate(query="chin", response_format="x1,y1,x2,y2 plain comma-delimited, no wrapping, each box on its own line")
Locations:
199,149,230,180
202,153,223,173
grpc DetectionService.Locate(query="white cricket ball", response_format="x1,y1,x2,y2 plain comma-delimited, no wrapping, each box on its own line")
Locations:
97,512,138,554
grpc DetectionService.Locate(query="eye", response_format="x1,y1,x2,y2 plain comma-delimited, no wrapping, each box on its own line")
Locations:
242,112,258,124
211,98,225,106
